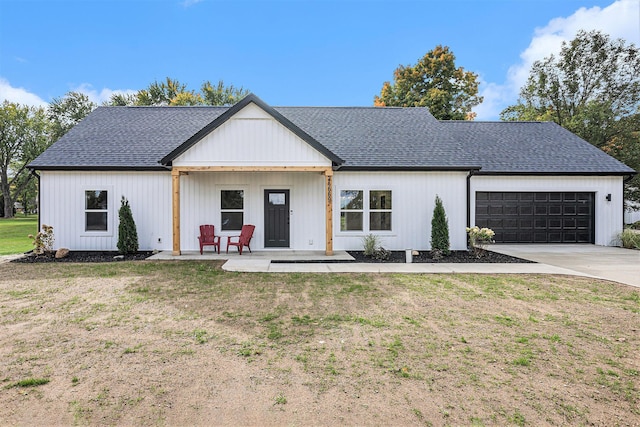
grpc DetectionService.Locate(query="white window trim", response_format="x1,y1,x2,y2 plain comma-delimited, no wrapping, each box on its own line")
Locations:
369,190,393,232
218,186,248,234
337,188,394,235
81,186,113,237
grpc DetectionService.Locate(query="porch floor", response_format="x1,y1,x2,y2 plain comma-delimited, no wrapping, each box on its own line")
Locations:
147,250,354,262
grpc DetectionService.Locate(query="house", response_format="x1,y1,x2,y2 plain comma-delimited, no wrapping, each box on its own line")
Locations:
28,94,636,255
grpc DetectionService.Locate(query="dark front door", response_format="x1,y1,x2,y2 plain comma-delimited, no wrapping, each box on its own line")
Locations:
264,189,290,247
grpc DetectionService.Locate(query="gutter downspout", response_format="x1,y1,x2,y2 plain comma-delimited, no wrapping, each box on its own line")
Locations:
466,169,476,229
466,170,477,251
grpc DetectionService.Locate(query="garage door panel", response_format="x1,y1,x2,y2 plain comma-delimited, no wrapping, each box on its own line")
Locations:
549,218,562,229
549,205,562,215
476,192,594,243
520,206,533,215
577,205,590,215
519,219,533,229
503,205,518,215
534,219,547,229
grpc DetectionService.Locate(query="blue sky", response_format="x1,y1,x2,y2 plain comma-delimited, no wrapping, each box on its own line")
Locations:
0,0,638,119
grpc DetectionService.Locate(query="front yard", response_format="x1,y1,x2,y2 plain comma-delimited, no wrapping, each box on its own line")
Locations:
1,261,638,426
0,215,38,255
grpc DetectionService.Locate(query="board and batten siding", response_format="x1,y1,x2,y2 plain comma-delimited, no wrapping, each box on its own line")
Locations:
332,171,469,251
173,103,332,167
470,175,624,246
180,171,327,251
39,171,172,251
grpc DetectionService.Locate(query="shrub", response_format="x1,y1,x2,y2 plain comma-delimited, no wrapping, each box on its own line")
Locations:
430,195,450,255
466,226,495,258
117,197,139,254
363,234,380,257
28,224,54,255
362,234,390,260
619,229,640,249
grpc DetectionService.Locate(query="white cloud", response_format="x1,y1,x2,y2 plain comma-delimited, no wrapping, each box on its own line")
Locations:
180,0,203,7
72,83,137,105
0,77,48,107
475,0,640,120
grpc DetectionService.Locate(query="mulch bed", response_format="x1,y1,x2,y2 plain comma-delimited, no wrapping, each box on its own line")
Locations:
11,249,533,264
12,251,154,263
348,250,534,263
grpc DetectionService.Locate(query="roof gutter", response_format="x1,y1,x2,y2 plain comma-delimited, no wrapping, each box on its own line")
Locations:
27,165,170,172
473,171,634,177
335,165,482,172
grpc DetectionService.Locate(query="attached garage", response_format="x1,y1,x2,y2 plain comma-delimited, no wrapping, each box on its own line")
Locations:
475,192,595,243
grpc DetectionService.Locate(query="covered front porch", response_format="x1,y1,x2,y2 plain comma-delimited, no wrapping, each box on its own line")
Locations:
170,166,335,256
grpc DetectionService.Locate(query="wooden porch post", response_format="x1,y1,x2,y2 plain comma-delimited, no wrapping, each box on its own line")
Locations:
172,168,181,256
324,168,333,256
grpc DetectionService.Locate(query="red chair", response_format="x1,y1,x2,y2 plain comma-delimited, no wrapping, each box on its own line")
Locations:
226,224,255,255
198,225,220,254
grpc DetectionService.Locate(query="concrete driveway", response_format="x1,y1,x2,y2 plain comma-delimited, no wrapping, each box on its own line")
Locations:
491,244,640,288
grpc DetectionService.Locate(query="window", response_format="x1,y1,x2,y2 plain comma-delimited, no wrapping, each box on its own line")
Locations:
340,190,392,232
85,190,108,231
221,190,244,231
370,190,392,231
340,190,363,231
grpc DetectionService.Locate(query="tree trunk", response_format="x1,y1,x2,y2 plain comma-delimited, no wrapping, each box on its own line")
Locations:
1,168,13,218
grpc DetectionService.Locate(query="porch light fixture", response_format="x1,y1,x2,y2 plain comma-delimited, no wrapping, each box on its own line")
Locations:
606,193,612,202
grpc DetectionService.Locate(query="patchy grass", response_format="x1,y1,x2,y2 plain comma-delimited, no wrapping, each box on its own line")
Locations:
0,215,38,255
7,377,50,388
0,260,638,426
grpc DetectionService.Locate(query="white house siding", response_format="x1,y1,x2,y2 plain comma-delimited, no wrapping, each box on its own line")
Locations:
470,175,624,246
179,171,326,251
173,103,332,168
332,171,469,251
39,171,172,251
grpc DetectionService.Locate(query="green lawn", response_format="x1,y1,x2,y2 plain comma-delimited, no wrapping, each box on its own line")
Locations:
0,215,38,255
0,261,638,425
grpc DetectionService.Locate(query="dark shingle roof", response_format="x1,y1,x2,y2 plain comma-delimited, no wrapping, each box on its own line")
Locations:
29,95,635,175
439,121,635,174
29,106,226,170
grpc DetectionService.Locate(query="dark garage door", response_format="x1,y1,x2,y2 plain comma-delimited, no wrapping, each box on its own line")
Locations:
475,192,594,243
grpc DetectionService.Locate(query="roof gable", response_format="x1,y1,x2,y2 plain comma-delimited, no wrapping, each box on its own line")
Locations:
172,102,335,167
160,94,343,166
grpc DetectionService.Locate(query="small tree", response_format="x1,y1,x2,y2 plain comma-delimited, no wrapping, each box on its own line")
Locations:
117,197,138,254
430,195,450,256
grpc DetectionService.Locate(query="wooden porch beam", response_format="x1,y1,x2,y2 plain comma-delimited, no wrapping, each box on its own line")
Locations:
172,168,181,256
173,165,330,173
324,168,334,256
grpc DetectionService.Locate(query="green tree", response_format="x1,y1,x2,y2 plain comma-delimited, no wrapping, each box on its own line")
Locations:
500,30,640,203
374,45,483,120
201,80,249,106
430,195,450,256
106,78,248,106
117,196,139,254
48,91,96,141
0,101,50,218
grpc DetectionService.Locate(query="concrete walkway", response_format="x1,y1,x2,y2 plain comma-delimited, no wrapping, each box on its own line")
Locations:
490,244,640,288
147,249,593,279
